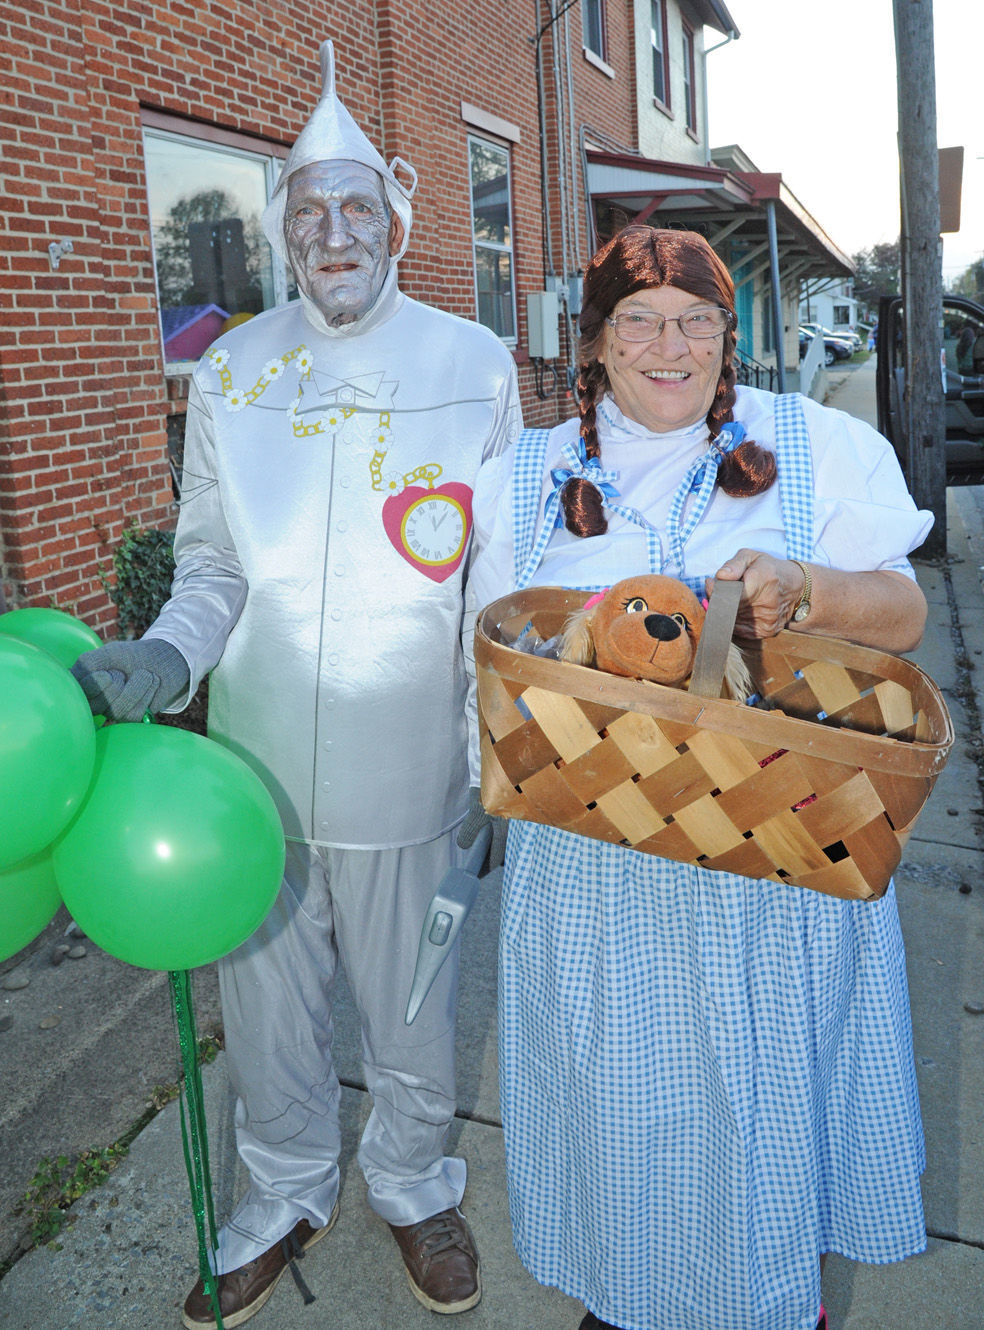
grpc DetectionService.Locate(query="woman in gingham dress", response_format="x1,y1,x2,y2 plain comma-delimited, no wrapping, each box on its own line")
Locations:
467,227,933,1330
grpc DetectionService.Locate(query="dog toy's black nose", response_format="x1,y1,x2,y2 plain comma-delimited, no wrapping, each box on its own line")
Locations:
644,613,682,641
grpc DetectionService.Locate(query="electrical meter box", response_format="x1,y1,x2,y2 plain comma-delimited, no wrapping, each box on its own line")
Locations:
567,275,584,316
527,290,560,359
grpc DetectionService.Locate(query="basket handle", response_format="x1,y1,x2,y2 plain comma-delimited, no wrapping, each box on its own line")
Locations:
688,578,742,698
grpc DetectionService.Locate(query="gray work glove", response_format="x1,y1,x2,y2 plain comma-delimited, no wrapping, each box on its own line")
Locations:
71,639,191,723
456,787,507,873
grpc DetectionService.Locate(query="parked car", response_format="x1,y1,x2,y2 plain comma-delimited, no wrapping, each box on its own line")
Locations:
798,326,854,367
875,293,984,485
801,322,862,352
801,322,861,351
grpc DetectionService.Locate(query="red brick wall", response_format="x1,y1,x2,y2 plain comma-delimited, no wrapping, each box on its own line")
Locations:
1,0,642,631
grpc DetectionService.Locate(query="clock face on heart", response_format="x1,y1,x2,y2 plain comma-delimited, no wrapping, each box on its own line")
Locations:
382,483,473,583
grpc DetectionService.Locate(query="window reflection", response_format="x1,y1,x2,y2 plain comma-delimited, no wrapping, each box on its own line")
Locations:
946,310,984,377
651,0,666,104
469,138,516,341
470,143,511,247
475,249,514,339
144,130,284,367
583,0,605,58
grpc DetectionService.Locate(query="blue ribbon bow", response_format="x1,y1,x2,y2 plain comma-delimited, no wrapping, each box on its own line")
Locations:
549,438,621,526
689,420,747,491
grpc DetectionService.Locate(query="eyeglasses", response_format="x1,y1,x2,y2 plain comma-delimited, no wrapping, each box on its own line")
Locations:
605,307,734,342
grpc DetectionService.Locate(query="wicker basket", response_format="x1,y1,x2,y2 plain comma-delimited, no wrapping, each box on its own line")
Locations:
476,587,953,901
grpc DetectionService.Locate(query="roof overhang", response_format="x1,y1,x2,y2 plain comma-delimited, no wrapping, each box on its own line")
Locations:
585,151,855,285
687,0,739,38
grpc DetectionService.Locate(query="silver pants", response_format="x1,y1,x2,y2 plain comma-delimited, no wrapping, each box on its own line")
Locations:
212,832,465,1272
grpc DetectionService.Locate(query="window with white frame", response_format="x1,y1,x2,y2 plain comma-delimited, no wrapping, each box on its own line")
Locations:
583,0,606,60
681,24,697,132
651,0,668,106
142,114,290,372
468,137,516,342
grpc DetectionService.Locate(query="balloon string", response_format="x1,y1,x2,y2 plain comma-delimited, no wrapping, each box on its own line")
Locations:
169,969,224,1330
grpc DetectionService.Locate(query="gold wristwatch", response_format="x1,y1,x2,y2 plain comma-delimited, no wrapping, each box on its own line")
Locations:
790,560,813,624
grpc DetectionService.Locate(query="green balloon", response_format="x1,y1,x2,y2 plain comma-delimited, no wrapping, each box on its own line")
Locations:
0,637,98,870
52,724,285,971
0,608,102,669
0,849,62,964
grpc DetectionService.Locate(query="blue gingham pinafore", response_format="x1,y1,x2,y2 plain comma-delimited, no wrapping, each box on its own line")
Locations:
497,398,926,1330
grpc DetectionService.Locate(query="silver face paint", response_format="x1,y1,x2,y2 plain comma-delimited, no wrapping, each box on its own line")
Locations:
284,160,396,326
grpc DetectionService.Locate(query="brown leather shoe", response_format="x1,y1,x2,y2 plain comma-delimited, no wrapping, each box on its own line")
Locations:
181,1204,338,1328
388,1206,481,1313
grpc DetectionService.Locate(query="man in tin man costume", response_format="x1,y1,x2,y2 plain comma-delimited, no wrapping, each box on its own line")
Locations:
72,38,520,1325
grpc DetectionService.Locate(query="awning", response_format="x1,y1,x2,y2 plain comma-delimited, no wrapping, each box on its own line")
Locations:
585,149,854,286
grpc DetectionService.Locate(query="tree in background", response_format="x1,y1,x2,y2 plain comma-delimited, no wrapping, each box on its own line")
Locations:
850,239,901,315
153,188,266,315
947,258,984,302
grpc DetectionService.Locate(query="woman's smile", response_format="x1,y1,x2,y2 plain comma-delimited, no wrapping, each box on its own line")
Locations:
600,285,725,433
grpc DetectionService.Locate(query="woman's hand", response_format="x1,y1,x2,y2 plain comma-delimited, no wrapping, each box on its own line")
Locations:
710,550,804,639
710,548,928,653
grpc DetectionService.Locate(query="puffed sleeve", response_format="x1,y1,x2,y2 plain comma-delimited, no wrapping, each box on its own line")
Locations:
802,398,934,574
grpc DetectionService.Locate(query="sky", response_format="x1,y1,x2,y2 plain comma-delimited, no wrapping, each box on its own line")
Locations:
705,0,983,283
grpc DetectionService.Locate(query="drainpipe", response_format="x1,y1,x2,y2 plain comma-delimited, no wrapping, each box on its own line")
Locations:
700,29,736,167
765,197,787,393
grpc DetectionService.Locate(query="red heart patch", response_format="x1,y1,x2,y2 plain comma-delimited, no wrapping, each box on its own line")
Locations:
382,483,474,583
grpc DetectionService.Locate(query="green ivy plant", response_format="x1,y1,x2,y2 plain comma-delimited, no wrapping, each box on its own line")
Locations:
10,1035,221,1259
100,523,176,638
19,1145,128,1245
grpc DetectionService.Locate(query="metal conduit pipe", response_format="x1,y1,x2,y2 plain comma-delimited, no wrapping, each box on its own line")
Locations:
563,7,583,271
551,13,570,291
534,12,555,277
533,0,580,279
765,197,787,394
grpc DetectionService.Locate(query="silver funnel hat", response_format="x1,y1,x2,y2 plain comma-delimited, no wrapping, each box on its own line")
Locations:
262,40,416,263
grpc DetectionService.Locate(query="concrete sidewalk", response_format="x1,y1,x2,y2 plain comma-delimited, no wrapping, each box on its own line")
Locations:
2,358,984,1328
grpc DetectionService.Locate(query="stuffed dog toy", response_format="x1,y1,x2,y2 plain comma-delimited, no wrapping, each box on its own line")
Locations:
558,574,752,700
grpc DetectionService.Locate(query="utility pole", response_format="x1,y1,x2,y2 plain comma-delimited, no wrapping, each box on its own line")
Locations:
893,0,946,557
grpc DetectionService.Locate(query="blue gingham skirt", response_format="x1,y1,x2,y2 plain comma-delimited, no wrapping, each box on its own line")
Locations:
498,822,926,1330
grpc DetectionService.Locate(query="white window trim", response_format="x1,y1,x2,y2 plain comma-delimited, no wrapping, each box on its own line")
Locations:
583,46,616,79
460,102,521,145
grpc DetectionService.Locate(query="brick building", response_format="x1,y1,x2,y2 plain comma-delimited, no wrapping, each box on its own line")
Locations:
1,0,849,630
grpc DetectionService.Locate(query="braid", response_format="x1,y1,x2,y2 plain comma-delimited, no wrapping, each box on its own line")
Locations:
708,337,777,498
561,360,608,537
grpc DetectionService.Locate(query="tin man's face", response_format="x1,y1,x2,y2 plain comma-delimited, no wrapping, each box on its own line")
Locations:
283,160,404,326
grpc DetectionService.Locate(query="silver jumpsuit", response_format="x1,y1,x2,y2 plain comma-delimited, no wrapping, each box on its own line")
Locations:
147,273,520,1269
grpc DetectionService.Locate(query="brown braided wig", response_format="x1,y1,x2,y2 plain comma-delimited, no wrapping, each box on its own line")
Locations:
563,225,777,538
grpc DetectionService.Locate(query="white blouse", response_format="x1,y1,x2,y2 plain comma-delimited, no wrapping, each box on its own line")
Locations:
469,385,933,613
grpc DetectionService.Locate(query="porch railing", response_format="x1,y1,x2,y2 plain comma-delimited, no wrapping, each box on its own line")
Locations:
734,351,779,394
